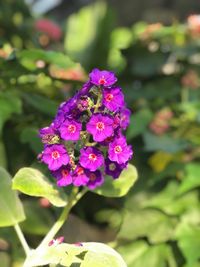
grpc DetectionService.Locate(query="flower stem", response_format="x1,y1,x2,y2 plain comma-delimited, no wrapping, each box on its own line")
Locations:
38,187,88,248
14,224,30,256
94,92,102,113
85,142,97,147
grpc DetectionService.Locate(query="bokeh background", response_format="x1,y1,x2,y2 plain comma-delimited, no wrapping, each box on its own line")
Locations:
0,0,200,266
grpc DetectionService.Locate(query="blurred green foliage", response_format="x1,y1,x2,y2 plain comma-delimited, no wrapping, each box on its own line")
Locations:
0,1,200,266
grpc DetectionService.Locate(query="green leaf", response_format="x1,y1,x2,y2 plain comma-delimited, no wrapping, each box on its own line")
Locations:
20,127,43,154
118,242,176,267
175,222,200,265
0,167,25,227
181,204,200,226
126,109,153,140
23,243,85,267
12,167,67,207
143,131,188,153
178,163,200,194
0,252,10,267
65,2,114,69
0,140,7,168
22,93,58,117
184,263,200,267
143,182,200,216
17,49,76,70
81,242,127,267
24,242,127,267
117,241,149,267
0,91,22,135
118,209,177,243
94,164,138,197
65,3,104,57
108,27,132,71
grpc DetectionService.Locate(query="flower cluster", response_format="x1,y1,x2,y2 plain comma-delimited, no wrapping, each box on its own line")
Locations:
38,69,133,189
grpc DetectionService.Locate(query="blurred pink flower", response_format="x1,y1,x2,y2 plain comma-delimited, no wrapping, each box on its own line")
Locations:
35,19,62,41
187,15,200,36
149,108,174,135
181,70,199,89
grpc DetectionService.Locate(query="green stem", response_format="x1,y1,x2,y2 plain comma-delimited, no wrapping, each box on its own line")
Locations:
87,109,92,116
14,224,30,256
85,142,97,147
39,187,88,248
94,93,102,113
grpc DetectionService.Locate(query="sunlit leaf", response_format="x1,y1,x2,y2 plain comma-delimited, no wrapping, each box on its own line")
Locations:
94,164,138,197
118,241,176,267
65,2,114,69
23,243,85,267
118,209,177,243
178,163,200,194
24,242,127,267
175,222,200,265
81,242,127,267
143,182,199,216
12,167,67,207
17,49,76,70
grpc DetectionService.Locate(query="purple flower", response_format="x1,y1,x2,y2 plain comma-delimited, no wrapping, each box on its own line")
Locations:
79,147,104,171
105,159,125,179
59,119,82,141
86,170,104,190
89,68,117,87
73,166,89,186
86,114,114,142
103,87,125,112
77,96,91,112
56,93,80,121
51,166,73,186
38,68,134,190
39,125,55,137
39,124,59,144
108,136,133,164
41,144,70,171
53,111,66,129
78,81,92,95
60,94,78,114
